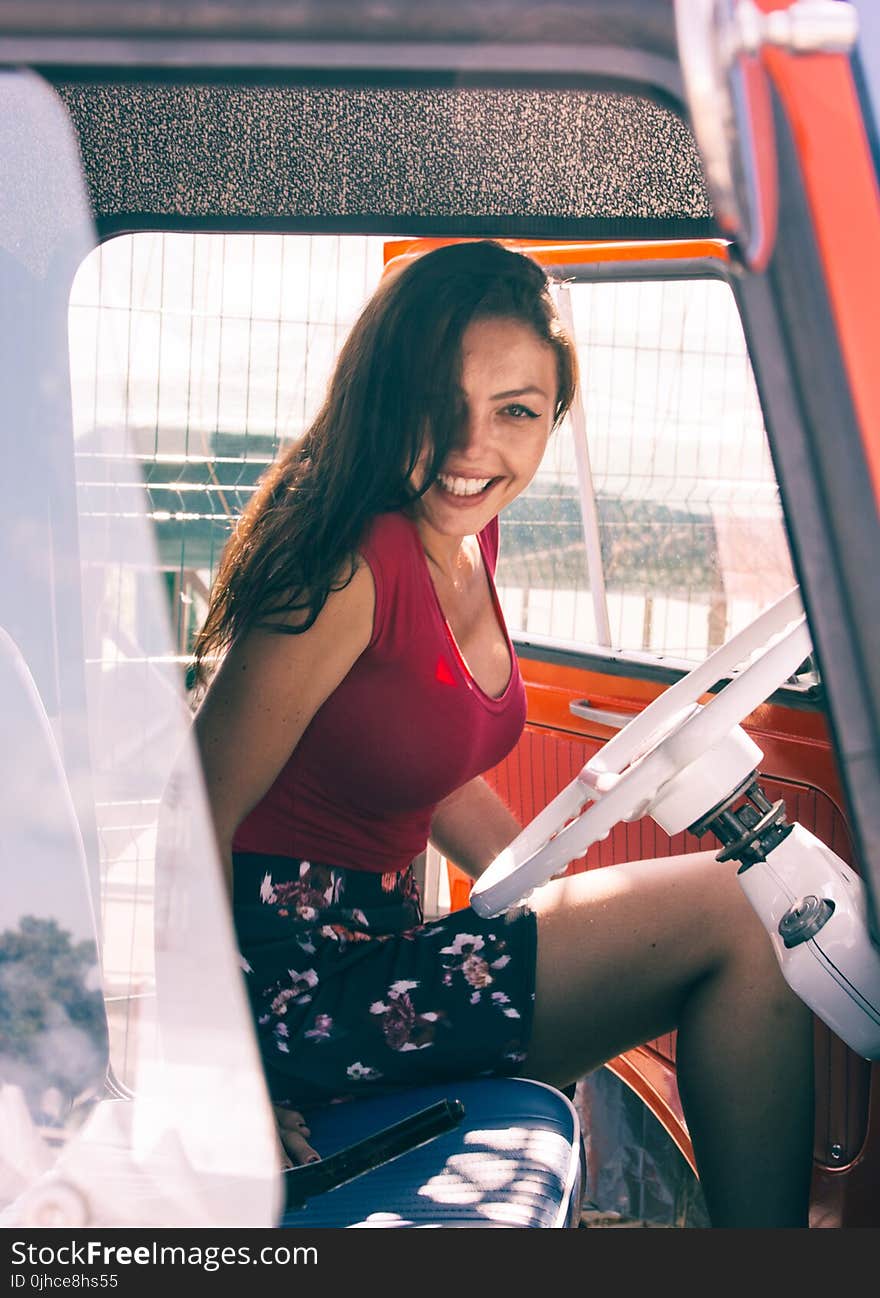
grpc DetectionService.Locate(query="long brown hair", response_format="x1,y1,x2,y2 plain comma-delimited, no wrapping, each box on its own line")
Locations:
191,239,577,686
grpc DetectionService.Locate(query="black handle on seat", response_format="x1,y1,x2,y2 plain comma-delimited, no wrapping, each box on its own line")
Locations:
283,1097,466,1211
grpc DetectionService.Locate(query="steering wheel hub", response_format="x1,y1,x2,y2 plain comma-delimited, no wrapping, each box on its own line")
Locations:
649,723,762,834
471,587,810,918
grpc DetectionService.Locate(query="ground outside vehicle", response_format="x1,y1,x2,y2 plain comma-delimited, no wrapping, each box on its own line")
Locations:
0,0,879,1234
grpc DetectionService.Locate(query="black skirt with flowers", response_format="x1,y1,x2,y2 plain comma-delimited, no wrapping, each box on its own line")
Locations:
232,852,538,1110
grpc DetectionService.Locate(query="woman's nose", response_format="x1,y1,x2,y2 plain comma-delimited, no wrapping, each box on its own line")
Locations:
455,407,491,456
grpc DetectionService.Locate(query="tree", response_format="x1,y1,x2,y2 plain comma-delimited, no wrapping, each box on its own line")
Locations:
0,916,108,1123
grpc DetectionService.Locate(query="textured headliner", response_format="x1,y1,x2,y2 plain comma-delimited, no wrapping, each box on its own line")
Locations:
56,82,712,231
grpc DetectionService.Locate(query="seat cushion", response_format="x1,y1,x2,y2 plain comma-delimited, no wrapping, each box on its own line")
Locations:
279,1077,582,1228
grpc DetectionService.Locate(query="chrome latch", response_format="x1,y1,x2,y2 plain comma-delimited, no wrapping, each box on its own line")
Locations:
730,1,858,59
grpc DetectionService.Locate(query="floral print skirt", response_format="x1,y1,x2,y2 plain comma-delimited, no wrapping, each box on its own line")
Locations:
232,852,538,1110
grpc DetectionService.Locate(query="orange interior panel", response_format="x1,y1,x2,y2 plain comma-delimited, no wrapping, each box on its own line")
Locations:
444,650,878,1226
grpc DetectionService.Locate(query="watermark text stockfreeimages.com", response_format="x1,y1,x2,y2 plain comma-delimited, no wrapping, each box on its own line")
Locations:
10,1239,318,1278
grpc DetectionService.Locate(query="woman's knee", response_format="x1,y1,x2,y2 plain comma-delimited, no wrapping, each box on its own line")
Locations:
524,852,736,1069
535,848,748,978
649,847,781,973
537,847,792,1018
668,853,810,1037
525,847,804,1085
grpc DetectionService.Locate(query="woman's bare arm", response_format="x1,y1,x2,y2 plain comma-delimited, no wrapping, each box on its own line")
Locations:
428,776,522,880
193,562,375,897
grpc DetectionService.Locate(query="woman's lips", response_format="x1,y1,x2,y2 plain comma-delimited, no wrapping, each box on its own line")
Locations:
435,472,498,501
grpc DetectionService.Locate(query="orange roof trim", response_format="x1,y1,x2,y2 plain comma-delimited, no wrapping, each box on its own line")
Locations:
382,236,731,276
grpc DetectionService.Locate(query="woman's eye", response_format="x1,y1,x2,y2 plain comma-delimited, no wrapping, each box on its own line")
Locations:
503,403,540,420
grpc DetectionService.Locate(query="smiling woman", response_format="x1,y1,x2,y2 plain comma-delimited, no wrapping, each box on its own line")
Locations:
188,239,815,1228
190,239,574,1155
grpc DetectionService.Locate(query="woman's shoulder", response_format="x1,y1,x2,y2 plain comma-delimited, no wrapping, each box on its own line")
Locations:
361,509,417,550
359,510,421,575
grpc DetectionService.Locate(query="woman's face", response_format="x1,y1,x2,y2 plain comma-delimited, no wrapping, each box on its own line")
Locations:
413,315,559,542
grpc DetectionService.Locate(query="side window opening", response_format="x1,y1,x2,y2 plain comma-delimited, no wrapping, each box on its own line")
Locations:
496,273,802,670
70,233,388,702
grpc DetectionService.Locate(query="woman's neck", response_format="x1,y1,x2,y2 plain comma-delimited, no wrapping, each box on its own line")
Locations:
413,518,472,583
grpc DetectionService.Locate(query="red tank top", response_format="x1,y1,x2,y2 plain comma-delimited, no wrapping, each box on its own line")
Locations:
232,511,527,873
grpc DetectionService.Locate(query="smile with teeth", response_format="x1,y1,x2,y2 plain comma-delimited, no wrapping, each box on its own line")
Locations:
436,473,495,497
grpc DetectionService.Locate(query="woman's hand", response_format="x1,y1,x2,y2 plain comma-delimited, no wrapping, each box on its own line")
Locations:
274,1105,320,1167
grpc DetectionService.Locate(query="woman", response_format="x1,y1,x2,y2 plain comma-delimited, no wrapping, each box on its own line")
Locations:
192,239,814,1227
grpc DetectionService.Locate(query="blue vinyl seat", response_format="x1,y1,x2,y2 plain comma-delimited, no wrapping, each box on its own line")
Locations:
280,1076,584,1228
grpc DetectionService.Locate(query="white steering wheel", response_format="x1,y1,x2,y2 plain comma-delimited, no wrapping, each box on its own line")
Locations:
470,587,812,918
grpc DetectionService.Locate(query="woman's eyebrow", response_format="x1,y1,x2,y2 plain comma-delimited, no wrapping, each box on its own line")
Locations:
490,385,550,401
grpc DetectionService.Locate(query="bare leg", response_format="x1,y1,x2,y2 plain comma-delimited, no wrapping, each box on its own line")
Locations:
521,850,815,1228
